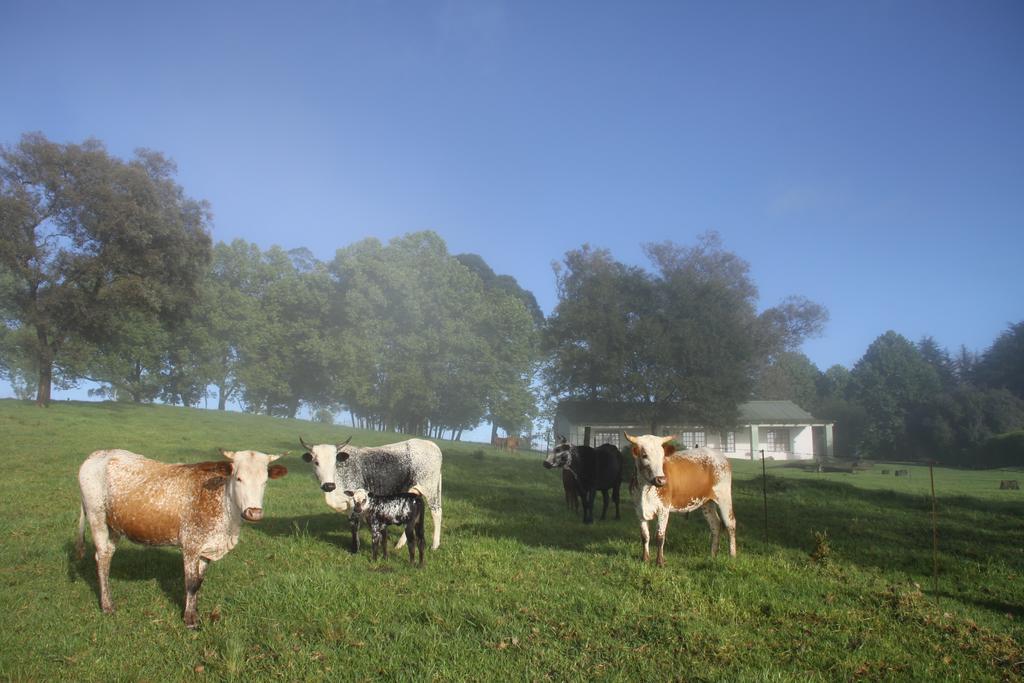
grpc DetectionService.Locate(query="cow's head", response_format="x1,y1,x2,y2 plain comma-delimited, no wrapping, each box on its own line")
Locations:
299,436,352,494
543,435,573,469
624,433,677,487
217,449,288,522
342,488,369,514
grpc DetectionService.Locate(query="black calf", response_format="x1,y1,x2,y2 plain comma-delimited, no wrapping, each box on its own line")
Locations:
345,489,426,567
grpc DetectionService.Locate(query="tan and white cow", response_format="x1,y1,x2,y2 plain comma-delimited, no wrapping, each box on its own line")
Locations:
625,432,737,566
76,448,287,628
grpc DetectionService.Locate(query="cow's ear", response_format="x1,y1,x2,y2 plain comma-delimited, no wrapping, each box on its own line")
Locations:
343,490,355,497
301,452,313,463
663,443,677,457
631,446,641,458
219,449,236,461
268,464,288,479
336,451,350,463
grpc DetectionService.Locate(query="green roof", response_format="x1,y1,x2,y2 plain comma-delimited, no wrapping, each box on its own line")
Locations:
737,400,815,423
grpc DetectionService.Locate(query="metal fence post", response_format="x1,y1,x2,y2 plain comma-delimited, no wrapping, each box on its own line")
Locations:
761,449,768,542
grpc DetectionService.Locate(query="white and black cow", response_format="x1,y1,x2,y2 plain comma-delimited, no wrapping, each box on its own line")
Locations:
300,436,443,551
543,436,622,524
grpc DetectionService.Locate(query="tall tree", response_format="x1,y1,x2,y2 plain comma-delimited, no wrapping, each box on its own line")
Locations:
195,240,267,410
236,247,335,418
544,233,827,430
0,133,211,404
848,331,942,458
975,321,1024,399
918,335,957,391
331,232,539,437
752,351,821,409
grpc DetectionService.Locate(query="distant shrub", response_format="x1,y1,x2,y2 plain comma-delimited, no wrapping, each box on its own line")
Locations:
809,530,832,565
975,431,1024,468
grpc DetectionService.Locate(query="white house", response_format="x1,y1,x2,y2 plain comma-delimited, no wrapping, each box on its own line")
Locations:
553,399,834,461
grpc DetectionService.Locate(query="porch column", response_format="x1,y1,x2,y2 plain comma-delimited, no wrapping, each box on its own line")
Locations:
825,424,834,458
749,424,759,461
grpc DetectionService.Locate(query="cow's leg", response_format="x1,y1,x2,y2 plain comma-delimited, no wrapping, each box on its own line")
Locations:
350,513,361,554
424,504,442,550
639,519,650,562
406,519,416,565
583,489,596,524
183,554,210,630
417,522,426,568
86,512,118,614
612,483,621,520
599,489,610,520
370,525,382,562
409,488,443,550
75,503,87,560
655,511,670,567
701,502,723,558
715,496,738,558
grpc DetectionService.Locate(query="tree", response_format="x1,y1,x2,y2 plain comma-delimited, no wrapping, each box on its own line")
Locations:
236,247,335,418
0,133,211,405
330,232,539,438
907,387,1024,464
544,233,828,430
918,336,957,391
848,331,942,458
816,364,852,403
975,321,1024,399
191,240,268,410
753,351,821,409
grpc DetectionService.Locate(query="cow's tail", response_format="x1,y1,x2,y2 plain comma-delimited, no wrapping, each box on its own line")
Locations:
75,503,86,560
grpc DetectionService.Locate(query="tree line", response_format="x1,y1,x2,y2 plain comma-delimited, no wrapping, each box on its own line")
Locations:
0,134,538,440
750,327,1024,466
2,133,1022,463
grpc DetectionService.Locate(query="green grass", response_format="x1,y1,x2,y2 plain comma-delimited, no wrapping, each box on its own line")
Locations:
0,399,1022,681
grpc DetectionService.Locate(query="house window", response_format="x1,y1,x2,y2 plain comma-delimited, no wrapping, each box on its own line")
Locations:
723,431,736,453
593,431,621,448
680,431,706,448
765,428,790,452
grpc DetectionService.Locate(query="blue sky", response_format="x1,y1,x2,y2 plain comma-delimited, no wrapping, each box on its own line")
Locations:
2,1,1023,406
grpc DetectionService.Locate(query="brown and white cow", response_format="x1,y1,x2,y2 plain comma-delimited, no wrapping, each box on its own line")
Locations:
76,448,287,628
625,432,737,566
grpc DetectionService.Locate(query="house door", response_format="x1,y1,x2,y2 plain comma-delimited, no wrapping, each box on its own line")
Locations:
812,426,826,458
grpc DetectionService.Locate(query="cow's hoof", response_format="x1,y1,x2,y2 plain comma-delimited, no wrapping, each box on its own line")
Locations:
101,604,115,614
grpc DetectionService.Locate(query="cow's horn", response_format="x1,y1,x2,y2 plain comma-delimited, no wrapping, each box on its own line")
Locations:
661,434,678,444
299,436,314,451
623,432,638,445
336,435,353,450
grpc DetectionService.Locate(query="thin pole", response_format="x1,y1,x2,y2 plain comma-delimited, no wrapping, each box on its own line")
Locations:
930,461,939,600
761,449,768,542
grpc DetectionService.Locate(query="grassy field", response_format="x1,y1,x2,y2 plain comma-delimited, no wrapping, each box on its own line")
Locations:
0,399,1022,681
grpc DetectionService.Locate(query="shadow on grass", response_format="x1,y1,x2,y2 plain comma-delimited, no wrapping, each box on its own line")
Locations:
65,541,184,612
440,463,1024,583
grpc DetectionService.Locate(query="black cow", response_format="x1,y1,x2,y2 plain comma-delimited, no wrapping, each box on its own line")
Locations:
544,437,622,524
